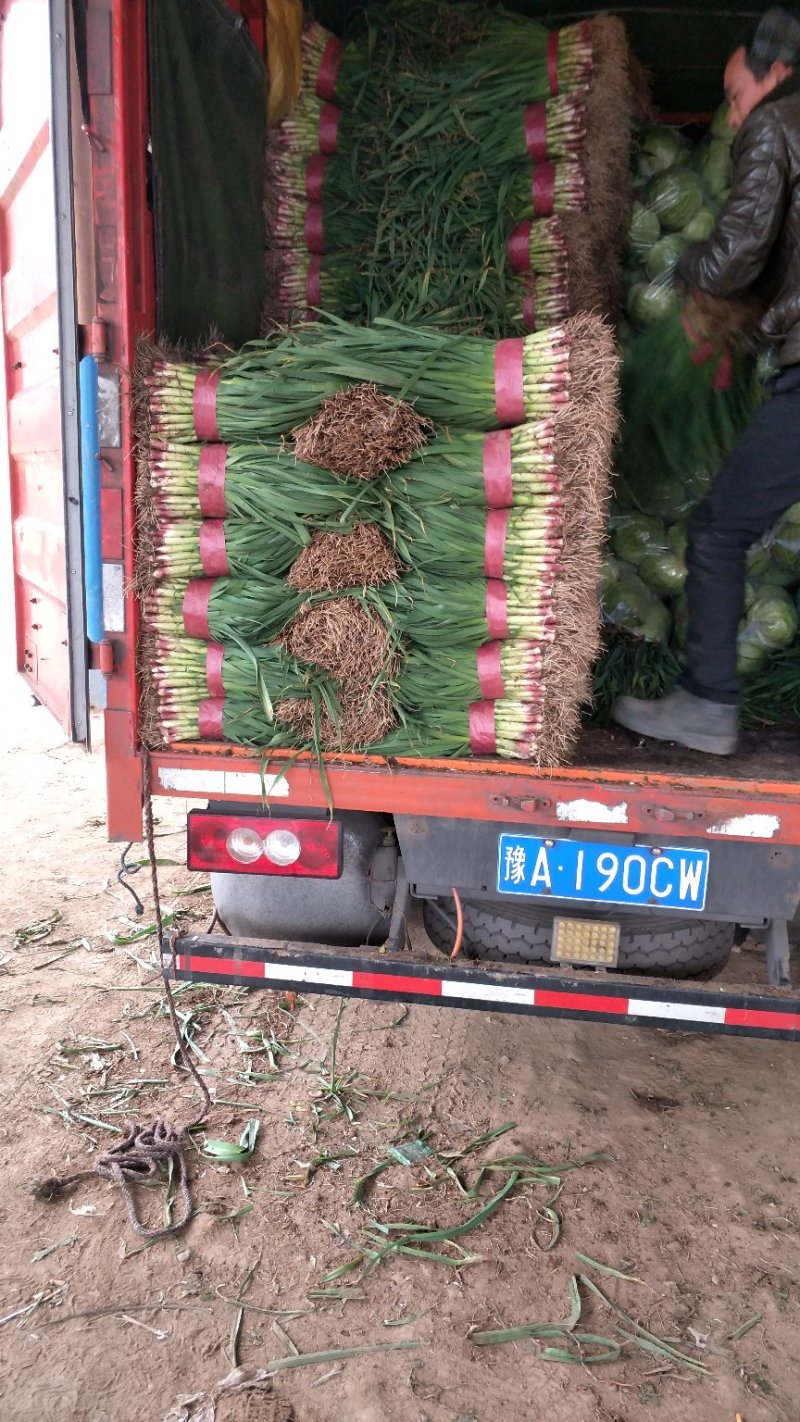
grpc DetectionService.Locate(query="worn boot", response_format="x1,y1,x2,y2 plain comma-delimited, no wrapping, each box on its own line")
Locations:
611,687,739,755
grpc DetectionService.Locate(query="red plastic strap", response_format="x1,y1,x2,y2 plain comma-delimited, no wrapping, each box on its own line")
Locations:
532,162,556,218
193,369,221,441
305,203,325,254
713,349,733,391
477,642,505,699
183,579,214,639
316,36,343,100
305,153,328,202
197,443,228,518
469,700,497,755
199,520,230,577
484,509,510,579
507,220,532,274
682,310,732,389
319,103,341,154
307,254,322,310
198,698,225,740
485,579,510,640
524,102,548,162
482,429,514,508
206,643,225,698
522,277,538,332
494,338,526,426
547,30,559,95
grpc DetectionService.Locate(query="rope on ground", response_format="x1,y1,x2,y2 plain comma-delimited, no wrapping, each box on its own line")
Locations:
33,745,213,1238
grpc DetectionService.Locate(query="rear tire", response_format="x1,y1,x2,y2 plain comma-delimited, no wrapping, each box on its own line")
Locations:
422,898,734,979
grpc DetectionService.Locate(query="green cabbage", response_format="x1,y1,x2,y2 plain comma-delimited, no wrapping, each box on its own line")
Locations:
736,628,770,677
599,554,623,598
619,467,692,520
627,279,680,327
770,502,800,574
637,125,690,180
644,234,689,281
683,206,717,242
603,567,672,642
638,549,688,596
702,138,733,200
611,512,667,565
745,587,799,649
746,535,772,578
645,169,705,231
629,201,661,253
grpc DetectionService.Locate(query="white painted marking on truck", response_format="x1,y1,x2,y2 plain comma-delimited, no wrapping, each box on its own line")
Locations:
441,980,534,1006
555,799,629,825
707,814,781,840
262,963,352,987
102,562,125,631
225,770,290,798
157,767,290,797
627,998,726,1025
158,767,226,794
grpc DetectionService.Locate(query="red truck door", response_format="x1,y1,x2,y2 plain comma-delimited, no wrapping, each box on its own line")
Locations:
0,0,88,740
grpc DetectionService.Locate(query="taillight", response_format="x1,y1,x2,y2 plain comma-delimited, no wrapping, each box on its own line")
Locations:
187,811,342,878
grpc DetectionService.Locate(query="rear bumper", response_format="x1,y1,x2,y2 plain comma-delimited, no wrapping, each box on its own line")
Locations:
163,934,800,1043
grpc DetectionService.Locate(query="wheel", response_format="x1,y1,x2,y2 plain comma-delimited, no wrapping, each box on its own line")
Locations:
422,897,734,979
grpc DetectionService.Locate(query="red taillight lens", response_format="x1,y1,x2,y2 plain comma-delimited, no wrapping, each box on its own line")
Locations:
187,811,342,878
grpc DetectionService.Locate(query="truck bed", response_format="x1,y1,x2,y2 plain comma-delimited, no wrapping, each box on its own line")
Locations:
574,724,800,784
149,721,800,850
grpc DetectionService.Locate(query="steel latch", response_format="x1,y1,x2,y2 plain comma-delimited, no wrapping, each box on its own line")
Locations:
647,805,702,824
489,794,552,813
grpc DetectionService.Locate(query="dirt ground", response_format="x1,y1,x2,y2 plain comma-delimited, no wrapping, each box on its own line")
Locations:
0,677,799,1422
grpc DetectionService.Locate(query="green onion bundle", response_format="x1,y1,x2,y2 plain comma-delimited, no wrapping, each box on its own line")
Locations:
146,635,335,744
328,12,593,119
141,577,301,644
238,317,573,427
377,699,545,761
394,501,563,581
147,441,388,526
149,518,303,582
380,572,556,650
384,422,561,508
147,319,577,440
267,4,633,332
397,641,546,711
146,352,343,442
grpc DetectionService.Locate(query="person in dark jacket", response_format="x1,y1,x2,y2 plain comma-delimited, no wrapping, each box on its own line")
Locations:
612,6,800,755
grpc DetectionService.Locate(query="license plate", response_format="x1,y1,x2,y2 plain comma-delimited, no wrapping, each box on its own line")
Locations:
496,834,709,913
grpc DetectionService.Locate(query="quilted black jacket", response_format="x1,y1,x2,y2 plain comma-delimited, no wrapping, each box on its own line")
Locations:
680,72,800,365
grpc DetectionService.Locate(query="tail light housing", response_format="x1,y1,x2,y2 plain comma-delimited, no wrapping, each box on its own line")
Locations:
187,811,342,878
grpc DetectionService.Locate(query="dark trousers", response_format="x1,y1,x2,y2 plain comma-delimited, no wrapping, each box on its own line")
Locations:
681,364,800,706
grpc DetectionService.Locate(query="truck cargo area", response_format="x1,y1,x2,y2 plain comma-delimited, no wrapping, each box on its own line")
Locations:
14,0,799,1031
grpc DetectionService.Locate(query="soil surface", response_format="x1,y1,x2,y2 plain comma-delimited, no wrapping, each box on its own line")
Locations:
0,676,799,1422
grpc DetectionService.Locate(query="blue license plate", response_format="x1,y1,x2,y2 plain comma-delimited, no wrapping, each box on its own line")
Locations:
496,834,709,913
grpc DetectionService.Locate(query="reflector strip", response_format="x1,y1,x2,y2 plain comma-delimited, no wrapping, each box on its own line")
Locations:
441,981,534,1006
628,998,726,1025
725,1006,800,1032
169,951,800,1040
353,970,442,996
181,953,264,979
535,990,628,1015
263,963,352,988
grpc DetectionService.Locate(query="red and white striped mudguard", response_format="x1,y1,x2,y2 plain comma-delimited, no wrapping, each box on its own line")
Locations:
164,936,800,1043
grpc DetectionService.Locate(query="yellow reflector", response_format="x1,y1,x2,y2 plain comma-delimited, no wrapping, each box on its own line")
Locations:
552,917,620,967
